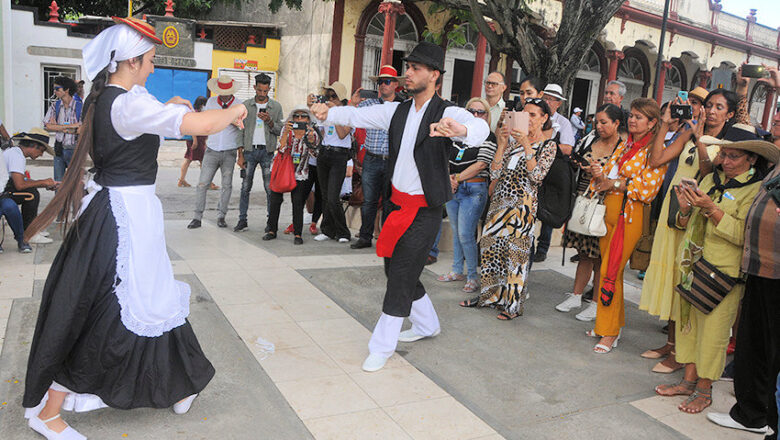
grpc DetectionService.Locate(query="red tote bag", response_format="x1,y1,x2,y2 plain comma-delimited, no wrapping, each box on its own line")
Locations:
269,151,297,193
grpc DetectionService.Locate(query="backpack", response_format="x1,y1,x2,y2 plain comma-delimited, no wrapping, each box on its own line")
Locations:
54,94,83,123
537,136,578,228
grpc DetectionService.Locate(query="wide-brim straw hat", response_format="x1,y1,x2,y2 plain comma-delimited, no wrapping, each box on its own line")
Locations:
700,123,779,164
13,128,55,156
322,81,348,102
368,65,405,85
111,16,162,44
207,75,239,96
689,87,708,103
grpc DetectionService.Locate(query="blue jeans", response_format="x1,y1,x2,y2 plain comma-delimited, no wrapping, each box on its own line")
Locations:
430,224,441,258
239,148,273,222
445,182,488,280
535,222,553,256
53,148,74,182
358,154,387,241
0,197,25,244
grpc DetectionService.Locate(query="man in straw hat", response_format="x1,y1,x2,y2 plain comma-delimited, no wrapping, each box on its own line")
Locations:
188,75,244,229
349,65,403,250
312,41,489,372
703,122,780,437
4,129,58,244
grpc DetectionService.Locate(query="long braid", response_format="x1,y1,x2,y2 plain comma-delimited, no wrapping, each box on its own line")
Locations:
24,67,109,241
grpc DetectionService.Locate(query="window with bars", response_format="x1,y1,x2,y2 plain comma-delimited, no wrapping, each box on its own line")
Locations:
213,27,264,51
216,69,277,102
42,65,80,118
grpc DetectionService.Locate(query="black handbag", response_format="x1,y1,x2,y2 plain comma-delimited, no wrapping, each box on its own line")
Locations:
674,258,738,314
667,186,682,229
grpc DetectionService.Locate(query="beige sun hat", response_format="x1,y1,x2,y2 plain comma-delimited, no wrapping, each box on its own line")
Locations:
700,123,779,164
322,81,348,102
12,128,55,156
207,75,239,96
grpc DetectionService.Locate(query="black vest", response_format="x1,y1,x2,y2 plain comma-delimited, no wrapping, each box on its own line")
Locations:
92,87,160,186
386,95,454,207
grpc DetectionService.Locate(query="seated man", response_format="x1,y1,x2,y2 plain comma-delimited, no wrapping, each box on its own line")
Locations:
4,129,58,244
0,149,31,253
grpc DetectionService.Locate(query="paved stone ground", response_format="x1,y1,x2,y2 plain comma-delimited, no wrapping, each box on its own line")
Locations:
0,154,766,439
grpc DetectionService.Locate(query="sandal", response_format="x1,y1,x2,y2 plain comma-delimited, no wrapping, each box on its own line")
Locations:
652,351,684,373
585,329,600,338
437,272,466,282
462,279,479,293
593,334,620,354
678,387,712,414
497,311,519,320
642,342,674,359
459,296,480,308
655,379,696,397
177,179,191,187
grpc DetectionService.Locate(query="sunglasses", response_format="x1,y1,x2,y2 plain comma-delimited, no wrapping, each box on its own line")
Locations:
292,114,309,119
684,145,697,166
326,92,339,101
376,79,394,86
525,98,544,105
53,86,63,91
467,108,487,116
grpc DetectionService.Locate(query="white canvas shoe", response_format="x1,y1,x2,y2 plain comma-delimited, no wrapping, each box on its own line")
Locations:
28,414,87,440
362,353,389,372
575,301,598,321
398,328,440,343
173,394,197,414
313,233,330,242
555,293,582,312
706,412,769,434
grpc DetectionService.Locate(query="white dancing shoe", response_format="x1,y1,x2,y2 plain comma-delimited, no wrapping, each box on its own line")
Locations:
29,414,87,440
362,354,389,372
29,233,53,244
398,328,440,343
706,412,769,434
555,293,582,312
575,301,597,321
173,394,198,414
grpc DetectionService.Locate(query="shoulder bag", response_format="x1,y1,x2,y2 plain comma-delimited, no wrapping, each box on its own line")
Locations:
566,189,607,237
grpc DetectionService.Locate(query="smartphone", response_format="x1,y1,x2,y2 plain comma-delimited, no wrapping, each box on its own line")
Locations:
292,122,308,130
670,104,693,120
680,177,699,191
677,91,688,102
359,89,378,100
512,96,524,111
505,111,529,134
257,108,267,114
741,64,767,79
571,151,590,167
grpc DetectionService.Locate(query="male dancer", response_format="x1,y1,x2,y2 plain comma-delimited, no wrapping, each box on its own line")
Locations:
312,42,489,372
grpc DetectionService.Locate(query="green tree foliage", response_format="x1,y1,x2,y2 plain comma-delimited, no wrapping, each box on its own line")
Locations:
14,0,242,20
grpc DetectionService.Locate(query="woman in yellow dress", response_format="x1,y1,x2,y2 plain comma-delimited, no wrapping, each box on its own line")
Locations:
639,88,741,372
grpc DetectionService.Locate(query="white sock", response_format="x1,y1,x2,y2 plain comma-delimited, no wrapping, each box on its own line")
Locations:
368,313,403,358
409,294,440,336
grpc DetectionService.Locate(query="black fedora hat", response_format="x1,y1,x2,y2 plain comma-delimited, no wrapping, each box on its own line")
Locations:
403,41,446,74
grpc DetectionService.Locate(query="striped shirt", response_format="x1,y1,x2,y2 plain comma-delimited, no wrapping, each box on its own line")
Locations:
448,132,497,179
357,98,389,156
742,165,780,279
43,98,81,146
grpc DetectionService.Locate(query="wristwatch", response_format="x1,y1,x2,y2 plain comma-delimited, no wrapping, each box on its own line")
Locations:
524,151,534,160
613,180,621,190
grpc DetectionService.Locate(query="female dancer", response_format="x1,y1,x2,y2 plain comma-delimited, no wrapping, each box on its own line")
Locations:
22,17,247,439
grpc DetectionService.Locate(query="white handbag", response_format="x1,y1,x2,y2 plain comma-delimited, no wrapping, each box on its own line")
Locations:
566,190,607,237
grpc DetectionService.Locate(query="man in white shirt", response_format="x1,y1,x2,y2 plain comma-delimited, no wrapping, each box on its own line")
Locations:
570,107,585,143
483,71,506,133
312,42,489,373
189,76,244,229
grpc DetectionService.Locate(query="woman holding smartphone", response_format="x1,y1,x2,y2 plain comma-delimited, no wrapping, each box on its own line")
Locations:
263,107,321,244
555,104,623,319
459,98,556,320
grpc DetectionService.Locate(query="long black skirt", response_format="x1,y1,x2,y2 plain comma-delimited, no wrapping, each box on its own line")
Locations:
23,189,214,410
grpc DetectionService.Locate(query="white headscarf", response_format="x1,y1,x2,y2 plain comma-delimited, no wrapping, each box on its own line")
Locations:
82,23,155,81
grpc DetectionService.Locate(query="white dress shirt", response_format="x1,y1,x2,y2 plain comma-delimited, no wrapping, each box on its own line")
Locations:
110,85,191,141
550,112,575,147
203,96,243,151
325,99,489,195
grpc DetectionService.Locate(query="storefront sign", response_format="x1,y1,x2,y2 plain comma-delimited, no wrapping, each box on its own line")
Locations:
234,59,259,70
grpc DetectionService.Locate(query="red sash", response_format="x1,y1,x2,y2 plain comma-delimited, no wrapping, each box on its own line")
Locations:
375,186,428,258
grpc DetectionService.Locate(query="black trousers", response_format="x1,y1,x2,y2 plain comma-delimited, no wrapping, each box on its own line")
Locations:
308,165,322,224
10,187,40,230
382,204,443,317
266,181,308,236
317,147,350,239
730,275,780,438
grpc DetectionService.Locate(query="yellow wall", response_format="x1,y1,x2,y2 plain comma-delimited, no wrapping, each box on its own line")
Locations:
211,38,281,77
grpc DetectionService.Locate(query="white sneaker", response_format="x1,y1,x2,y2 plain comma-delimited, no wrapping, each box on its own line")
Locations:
362,353,389,372
398,328,440,343
706,412,769,434
29,233,53,244
338,237,349,243
575,301,598,321
555,293,582,312
313,233,330,242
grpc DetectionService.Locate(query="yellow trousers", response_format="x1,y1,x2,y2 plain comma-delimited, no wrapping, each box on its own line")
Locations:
594,193,644,337
675,283,744,380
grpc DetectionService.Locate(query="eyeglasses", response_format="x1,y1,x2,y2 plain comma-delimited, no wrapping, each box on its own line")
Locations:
718,151,748,161
377,79,394,86
467,108,487,116
326,92,339,101
292,114,309,119
484,80,502,87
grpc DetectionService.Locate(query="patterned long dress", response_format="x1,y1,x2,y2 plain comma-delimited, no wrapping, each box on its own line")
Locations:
478,138,557,315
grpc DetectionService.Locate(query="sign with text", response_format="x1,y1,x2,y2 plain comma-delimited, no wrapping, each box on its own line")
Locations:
234,59,259,70
150,17,194,66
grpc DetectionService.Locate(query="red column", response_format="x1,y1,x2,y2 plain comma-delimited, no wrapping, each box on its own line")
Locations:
655,61,672,104
329,0,345,84
607,50,624,81
698,70,712,88
470,33,488,98
761,87,777,130
378,1,406,67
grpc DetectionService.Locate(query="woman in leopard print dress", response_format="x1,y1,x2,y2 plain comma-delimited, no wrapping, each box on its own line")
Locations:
459,98,557,319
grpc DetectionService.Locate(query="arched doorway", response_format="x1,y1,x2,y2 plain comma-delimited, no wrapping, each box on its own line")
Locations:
442,23,489,106
571,46,605,118
617,49,650,104
691,68,712,90
361,12,420,90
748,82,770,126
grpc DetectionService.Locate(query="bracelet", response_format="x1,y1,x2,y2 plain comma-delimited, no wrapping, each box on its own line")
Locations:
678,210,691,218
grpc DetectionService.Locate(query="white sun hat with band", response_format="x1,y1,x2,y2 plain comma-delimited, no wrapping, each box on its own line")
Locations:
207,75,239,96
